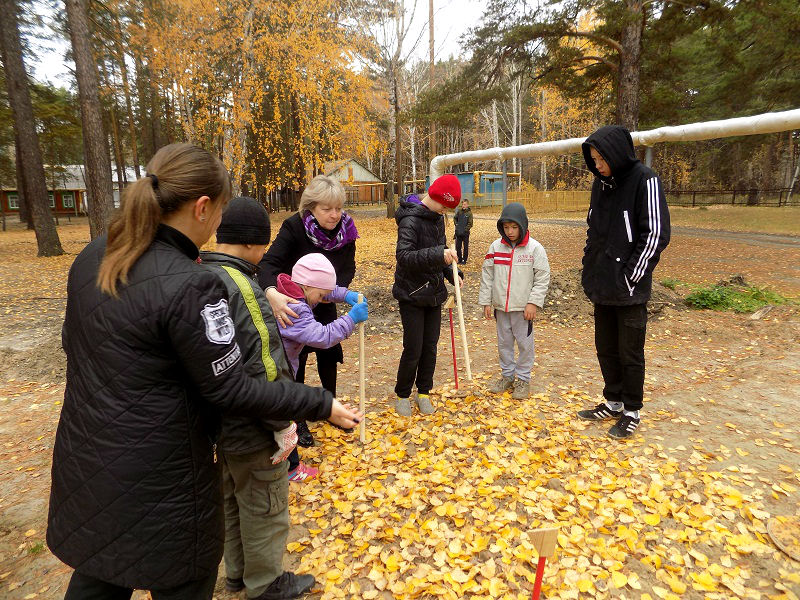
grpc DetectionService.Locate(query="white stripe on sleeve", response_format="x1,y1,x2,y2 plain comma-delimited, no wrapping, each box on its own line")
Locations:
631,177,661,282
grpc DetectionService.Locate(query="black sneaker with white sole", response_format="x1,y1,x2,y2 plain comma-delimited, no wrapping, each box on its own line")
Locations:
608,414,641,439
577,402,623,421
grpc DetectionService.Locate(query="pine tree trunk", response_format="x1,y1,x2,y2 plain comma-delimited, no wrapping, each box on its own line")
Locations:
112,15,141,178
13,129,31,227
65,0,114,239
616,0,644,131
135,57,155,159
150,76,164,151
102,60,126,196
290,92,305,207
0,0,63,255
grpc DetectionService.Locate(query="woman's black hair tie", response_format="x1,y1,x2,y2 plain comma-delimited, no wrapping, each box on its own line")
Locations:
147,173,159,189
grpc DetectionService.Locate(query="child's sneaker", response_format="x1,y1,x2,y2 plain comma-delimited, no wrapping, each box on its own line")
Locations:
395,397,412,416
577,402,623,421
416,393,435,414
488,375,514,394
608,414,641,439
288,462,318,482
511,378,529,400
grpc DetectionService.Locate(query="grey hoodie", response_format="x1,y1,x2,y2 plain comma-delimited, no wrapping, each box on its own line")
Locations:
479,203,550,311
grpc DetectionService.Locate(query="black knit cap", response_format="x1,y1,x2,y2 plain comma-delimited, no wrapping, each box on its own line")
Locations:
216,196,271,245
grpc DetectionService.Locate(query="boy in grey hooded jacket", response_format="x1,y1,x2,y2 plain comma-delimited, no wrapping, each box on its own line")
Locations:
479,202,550,399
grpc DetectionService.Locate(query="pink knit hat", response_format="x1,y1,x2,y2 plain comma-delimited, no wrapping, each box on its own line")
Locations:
291,253,336,290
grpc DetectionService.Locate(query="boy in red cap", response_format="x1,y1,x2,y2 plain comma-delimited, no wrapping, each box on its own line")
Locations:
392,174,464,416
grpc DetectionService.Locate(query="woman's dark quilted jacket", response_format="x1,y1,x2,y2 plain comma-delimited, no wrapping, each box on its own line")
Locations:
47,225,332,589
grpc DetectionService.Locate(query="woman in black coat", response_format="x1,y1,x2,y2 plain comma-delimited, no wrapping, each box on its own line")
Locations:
48,144,361,600
259,175,363,453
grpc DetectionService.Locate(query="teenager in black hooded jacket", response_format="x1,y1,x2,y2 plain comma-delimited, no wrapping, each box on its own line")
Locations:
576,125,671,439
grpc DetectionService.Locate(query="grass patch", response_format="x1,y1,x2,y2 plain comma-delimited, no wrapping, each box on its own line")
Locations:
685,283,790,312
661,277,681,290
28,541,44,555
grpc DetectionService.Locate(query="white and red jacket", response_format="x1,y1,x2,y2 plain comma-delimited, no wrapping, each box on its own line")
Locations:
479,231,551,312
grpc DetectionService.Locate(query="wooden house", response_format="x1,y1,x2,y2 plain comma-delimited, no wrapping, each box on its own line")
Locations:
322,158,385,205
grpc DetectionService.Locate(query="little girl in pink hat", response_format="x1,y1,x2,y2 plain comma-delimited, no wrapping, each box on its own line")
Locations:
276,253,368,481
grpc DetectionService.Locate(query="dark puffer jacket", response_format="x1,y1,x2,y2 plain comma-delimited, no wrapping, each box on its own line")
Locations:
201,251,294,456
393,200,457,306
48,225,333,590
581,126,671,305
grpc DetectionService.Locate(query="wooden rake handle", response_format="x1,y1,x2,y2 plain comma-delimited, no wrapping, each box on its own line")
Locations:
358,292,366,443
451,263,472,380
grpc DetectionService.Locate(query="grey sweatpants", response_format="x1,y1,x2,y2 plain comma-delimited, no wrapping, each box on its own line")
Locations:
496,310,535,382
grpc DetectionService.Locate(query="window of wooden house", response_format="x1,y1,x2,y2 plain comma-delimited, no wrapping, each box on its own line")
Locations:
49,193,55,208
8,194,19,209
62,192,75,208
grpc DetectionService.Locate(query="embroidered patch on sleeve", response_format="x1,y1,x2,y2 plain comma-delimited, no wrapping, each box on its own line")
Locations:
201,299,235,344
212,343,242,376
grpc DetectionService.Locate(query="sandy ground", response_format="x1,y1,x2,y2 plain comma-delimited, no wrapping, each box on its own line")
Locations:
0,213,798,599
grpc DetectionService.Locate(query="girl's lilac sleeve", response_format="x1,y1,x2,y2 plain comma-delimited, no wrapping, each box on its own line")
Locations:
324,285,349,303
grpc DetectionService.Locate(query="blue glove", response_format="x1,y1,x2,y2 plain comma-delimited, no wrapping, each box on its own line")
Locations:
348,301,368,324
345,290,367,306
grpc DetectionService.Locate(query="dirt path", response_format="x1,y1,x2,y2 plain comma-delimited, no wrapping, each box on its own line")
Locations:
533,217,800,248
0,218,798,599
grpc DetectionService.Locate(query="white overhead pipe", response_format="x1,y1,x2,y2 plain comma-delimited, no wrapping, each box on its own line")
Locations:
429,108,800,181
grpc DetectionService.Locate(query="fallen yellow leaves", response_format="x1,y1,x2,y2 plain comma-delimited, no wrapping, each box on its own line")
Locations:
277,382,800,599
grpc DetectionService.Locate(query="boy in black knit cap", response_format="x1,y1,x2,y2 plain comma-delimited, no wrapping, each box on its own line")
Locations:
201,196,316,600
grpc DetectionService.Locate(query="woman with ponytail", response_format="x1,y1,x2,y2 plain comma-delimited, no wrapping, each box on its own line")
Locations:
47,144,362,600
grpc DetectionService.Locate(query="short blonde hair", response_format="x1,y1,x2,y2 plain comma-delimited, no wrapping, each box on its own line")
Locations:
298,175,345,214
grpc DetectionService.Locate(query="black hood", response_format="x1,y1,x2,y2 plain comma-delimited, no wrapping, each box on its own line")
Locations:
497,202,528,245
582,125,639,180
395,199,441,224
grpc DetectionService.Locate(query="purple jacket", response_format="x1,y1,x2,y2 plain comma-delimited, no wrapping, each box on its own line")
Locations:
276,274,355,375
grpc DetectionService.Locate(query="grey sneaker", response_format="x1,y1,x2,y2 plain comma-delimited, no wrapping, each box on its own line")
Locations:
512,378,530,400
395,396,412,416
488,375,515,394
416,393,435,414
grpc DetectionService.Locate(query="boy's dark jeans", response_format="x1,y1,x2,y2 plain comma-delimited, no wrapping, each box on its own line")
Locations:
64,570,217,600
395,302,442,398
593,303,647,412
455,233,470,262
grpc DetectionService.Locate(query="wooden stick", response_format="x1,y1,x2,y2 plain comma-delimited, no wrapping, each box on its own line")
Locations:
449,307,459,389
451,263,472,380
358,293,366,443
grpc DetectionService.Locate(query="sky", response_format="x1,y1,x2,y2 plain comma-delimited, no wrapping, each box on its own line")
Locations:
30,0,488,88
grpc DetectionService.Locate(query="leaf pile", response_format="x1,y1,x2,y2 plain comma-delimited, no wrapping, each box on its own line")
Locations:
287,380,800,599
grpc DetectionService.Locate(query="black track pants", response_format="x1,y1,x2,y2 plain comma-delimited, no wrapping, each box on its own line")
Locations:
593,303,647,412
